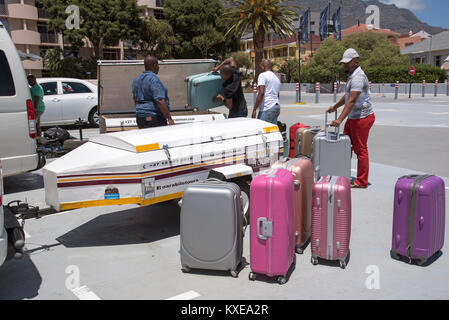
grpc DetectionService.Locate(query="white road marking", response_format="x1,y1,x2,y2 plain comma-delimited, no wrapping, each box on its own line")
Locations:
352,169,357,173
166,290,201,300
71,286,101,300
24,230,31,239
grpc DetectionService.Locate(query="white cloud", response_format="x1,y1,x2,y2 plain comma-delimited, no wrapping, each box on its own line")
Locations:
380,0,427,11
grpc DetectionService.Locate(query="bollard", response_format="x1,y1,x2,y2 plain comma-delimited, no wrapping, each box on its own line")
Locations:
369,81,372,92
315,82,320,104
447,79,449,96
296,83,300,103
253,83,257,104
382,83,385,97
395,81,399,100
333,81,337,103
422,80,426,97
435,80,438,97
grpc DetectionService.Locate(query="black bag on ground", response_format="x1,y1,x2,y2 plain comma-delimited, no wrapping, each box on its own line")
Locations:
44,127,71,143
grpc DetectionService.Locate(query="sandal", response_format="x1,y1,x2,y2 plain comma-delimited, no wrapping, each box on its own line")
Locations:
351,182,367,189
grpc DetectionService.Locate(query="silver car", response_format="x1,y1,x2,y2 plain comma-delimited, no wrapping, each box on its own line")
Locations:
37,78,99,127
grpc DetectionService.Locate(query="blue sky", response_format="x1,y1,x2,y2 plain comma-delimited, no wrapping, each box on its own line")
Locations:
377,0,449,29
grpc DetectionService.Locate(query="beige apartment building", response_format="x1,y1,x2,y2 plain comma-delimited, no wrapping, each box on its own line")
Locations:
0,0,165,77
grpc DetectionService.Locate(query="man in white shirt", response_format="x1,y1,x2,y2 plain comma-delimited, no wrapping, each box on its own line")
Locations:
252,60,281,124
328,48,375,189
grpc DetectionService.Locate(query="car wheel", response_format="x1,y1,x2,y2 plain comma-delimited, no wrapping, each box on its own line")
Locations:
88,106,99,128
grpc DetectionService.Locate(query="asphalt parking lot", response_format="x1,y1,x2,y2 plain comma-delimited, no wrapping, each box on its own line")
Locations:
1,92,448,300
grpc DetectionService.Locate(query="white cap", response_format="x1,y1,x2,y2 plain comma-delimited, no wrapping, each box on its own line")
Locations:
340,48,359,63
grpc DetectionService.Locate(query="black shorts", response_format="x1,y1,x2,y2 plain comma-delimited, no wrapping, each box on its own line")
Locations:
136,116,167,129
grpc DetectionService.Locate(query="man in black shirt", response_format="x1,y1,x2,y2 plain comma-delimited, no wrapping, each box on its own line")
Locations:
212,57,248,118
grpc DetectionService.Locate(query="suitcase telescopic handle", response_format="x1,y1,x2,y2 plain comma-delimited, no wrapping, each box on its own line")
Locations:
325,111,341,141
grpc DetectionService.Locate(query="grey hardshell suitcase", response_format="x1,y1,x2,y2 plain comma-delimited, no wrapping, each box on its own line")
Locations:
180,179,245,277
312,112,352,181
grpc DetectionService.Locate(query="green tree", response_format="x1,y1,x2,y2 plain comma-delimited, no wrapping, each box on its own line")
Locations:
164,0,226,59
219,0,299,80
45,48,97,78
302,32,411,83
42,0,144,58
278,58,299,83
134,15,178,59
192,24,225,58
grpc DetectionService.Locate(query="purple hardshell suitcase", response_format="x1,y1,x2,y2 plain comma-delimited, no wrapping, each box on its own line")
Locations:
391,174,446,265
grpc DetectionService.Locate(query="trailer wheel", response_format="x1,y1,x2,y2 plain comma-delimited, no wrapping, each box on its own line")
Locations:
235,180,250,224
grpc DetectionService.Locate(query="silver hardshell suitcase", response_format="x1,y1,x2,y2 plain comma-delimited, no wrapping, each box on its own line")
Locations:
180,179,245,277
312,112,352,181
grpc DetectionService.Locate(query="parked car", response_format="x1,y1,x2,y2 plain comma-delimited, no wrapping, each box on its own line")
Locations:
0,20,42,177
37,78,99,127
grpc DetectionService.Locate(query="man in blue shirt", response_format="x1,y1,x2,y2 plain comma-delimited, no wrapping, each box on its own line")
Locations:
132,56,174,129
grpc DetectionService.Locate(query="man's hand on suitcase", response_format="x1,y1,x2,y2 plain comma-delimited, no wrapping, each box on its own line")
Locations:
327,105,338,113
330,119,342,127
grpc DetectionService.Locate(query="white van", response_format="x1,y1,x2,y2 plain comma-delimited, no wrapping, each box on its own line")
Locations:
0,20,41,177
0,161,6,267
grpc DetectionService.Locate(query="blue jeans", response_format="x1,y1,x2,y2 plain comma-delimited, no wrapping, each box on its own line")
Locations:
258,103,280,124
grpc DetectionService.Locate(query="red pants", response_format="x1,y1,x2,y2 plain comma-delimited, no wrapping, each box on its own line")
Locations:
344,113,375,188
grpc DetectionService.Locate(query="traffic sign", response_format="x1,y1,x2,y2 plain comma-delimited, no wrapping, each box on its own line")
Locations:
409,66,416,76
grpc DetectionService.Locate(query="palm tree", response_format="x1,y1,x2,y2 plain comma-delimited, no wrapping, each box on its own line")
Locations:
219,0,299,80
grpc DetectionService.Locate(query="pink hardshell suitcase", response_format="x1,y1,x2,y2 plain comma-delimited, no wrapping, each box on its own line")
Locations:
311,176,352,269
249,168,296,284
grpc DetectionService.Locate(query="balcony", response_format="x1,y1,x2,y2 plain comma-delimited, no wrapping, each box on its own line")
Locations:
22,59,44,70
7,3,38,20
11,29,41,45
37,7,51,19
0,4,7,16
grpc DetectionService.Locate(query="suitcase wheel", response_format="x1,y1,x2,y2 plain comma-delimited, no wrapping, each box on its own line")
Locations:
390,250,401,261
248,272,256,281
339,260,347,269
295,247,304,255
230,270,238,278
416,258,428,266
277,276,287,285
311,257,319,266
181,266,191,273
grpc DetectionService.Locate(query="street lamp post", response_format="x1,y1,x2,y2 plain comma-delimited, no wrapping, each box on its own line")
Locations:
296,26,302,103
428,35,433,65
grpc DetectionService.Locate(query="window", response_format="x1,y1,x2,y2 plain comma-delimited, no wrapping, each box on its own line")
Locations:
62,82,92,94
41,82,58,96
154,9,164,20
0,50,15,96
435,56,442,67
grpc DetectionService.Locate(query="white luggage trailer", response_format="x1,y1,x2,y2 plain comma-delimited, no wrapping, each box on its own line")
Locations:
43,118,284,214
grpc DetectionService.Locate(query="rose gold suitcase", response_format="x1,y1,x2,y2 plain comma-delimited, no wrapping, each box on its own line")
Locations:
296,127,322,158
272,157,314,254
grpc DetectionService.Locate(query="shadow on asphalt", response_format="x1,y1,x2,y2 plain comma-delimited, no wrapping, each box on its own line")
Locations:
182,257,250,278
56,201,181,248
3,172,44,195
0,255,42,300
390,250,444,267
248,255,297,285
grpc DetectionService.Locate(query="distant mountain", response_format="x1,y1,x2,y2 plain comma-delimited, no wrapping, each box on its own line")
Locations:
223,0,447,35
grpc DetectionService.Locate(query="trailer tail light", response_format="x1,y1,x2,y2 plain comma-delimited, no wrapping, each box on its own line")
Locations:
27,99,36,139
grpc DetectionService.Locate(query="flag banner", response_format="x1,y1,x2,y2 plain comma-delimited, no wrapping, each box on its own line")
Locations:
300,9,310,44
332,7,341,40
319,6,329,41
